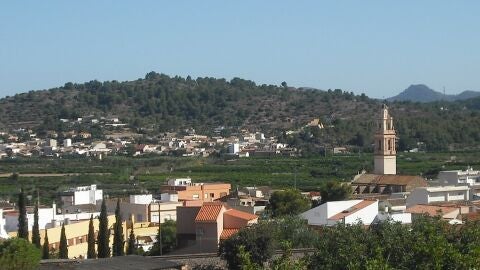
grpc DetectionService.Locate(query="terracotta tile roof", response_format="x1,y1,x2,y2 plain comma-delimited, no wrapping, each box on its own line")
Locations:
406,204,458,216
195,202,224,223
224,209,258,221
220,228,239,240
353,174,427,186
328,200,377,221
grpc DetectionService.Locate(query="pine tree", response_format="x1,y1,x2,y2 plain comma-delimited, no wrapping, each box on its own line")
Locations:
126,227,135,255
17,188,28,240
59,223,68,259
87,215,96,259
97,199,110,258
31,202,41,248
42,230,50,259
112,199,124,256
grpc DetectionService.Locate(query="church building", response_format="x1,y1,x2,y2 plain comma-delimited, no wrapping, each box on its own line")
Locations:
351,105,427,196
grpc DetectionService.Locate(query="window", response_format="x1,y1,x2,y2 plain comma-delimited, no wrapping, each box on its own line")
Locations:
210,193,215,198
388,140,391,150
193,194,199,199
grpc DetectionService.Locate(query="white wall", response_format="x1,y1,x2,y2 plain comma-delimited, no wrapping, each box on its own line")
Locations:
344,201,379,225
130,194,153,204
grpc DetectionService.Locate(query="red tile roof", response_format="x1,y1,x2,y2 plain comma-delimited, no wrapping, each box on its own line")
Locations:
220,228,239,240
195,202,224,223
224,209,258,221
406,204,458,217
328,200,377,221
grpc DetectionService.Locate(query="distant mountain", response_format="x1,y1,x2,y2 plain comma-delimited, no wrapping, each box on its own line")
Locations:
388,84,480,103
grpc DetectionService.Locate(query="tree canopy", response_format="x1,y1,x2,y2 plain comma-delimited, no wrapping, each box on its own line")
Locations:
268,189,310,217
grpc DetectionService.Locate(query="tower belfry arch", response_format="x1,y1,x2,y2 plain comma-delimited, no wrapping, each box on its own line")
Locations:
373,104,396,175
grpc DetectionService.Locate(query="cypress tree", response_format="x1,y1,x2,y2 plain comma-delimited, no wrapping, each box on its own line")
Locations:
97,199,110,258
59,223,68,259
87,215,96,259
42,230,50,259
17,188,28,240
31,202,41,248
126,227,135,255
112,199,124,256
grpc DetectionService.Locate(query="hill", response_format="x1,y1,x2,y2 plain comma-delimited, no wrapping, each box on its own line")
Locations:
1,72,480,151
388,84,480,102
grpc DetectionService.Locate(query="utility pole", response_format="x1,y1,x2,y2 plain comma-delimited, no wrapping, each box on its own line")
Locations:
158,202,162,256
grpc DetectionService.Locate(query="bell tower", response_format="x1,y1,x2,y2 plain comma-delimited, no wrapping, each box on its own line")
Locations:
374,104,396,175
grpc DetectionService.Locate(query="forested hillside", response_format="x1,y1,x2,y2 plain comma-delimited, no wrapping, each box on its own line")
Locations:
1,72,480,151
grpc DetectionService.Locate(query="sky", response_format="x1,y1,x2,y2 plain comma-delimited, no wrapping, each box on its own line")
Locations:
1,1,479,99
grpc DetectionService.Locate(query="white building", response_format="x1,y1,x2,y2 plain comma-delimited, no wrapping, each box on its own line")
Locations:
167,177,192,186
3,203,100,233
438,167,480,186
60,185,103,206
227,143,240,154
0,209,8,238
300,200,379,226
47,139,57,148
63,138,72,147
406,186,470,208
130,194,153,204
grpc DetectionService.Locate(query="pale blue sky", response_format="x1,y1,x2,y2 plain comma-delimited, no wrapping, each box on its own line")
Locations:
1,1,479,98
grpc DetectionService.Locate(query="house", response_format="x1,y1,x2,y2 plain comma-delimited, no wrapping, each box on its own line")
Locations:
406,204,462,223
160,180,231,202
104,195,182,223
406,186,470,208
300,199,379,226
60,185,103,207
176,202,258,252
438,167,480,186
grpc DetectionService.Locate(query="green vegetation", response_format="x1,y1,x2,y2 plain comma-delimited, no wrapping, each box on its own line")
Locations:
59,223,68,259
1,72,480,151
17,188,28,240
112,199,124,256
126,227,136,255
319,181,351,204
149,220,177,255
31,202,41,249
220,216,480,270
0,238,41,270
87,215,96,259
268,189,310,217
219,217,314,270
97,199,110,258
1,151,480,201
42,230,50,260
309,216,480,269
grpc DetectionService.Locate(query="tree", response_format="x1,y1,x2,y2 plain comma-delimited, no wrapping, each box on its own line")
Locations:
220,223,275,270
31,202,41,249
149,220,177,255
97,199,110,258
268,189,310,217
59,223,68,259
87,215,96,259
112,199,124,256
0,238,41,270
17,188,28,240
42,230,50,259
319,181,351,204
126,227,136,255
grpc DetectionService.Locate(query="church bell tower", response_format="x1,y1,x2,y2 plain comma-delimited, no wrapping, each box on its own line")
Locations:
374,104,396,175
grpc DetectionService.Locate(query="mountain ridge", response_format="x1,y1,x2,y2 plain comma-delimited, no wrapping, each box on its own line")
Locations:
388,84,480,103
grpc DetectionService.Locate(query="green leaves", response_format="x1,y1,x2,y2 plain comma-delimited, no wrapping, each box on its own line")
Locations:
0,238,41,270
